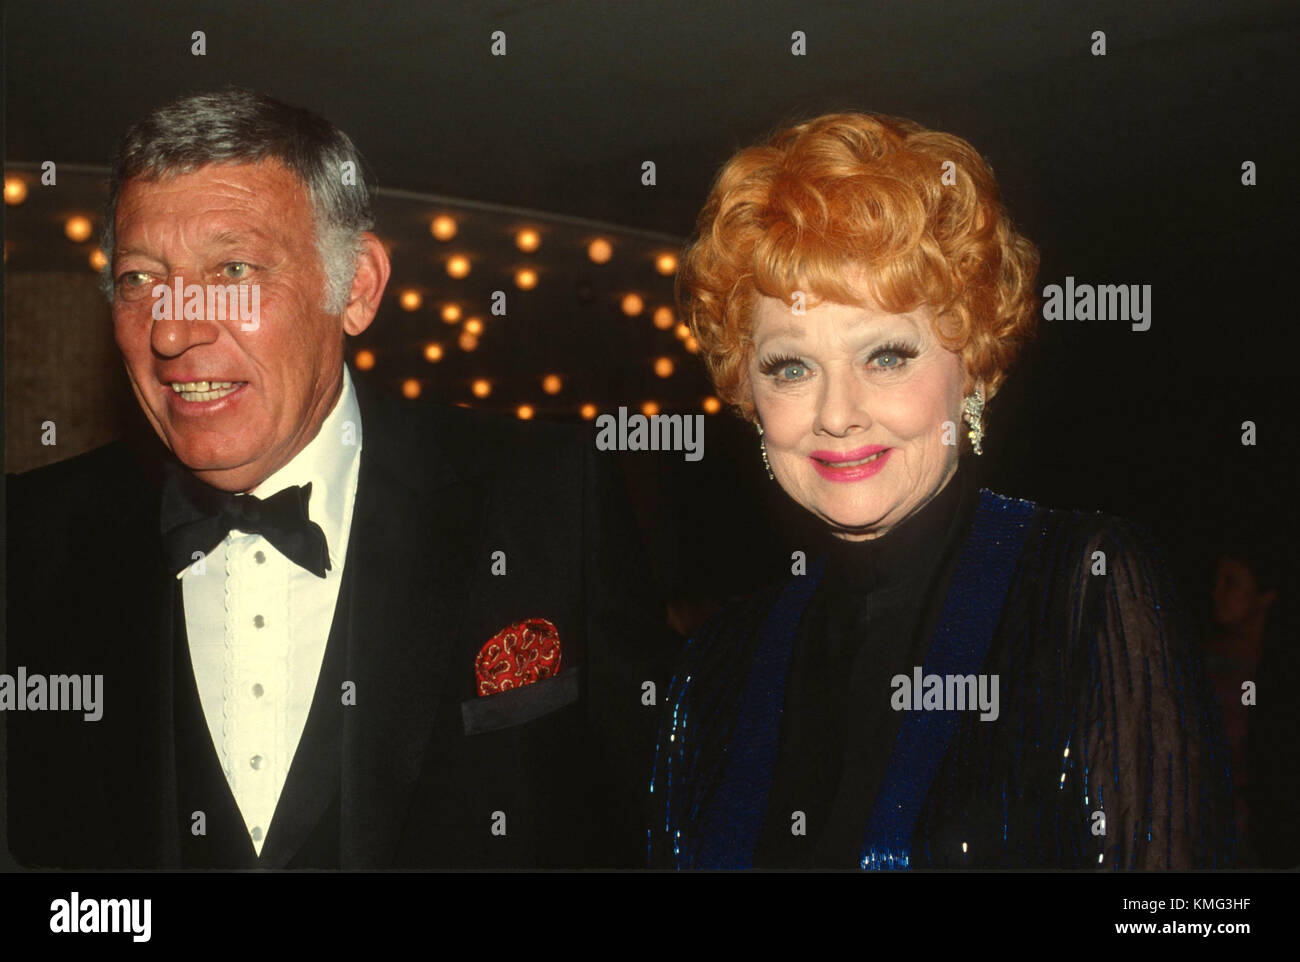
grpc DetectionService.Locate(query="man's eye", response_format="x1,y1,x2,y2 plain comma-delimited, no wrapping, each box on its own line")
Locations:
116,271,153,298
222,262,251,280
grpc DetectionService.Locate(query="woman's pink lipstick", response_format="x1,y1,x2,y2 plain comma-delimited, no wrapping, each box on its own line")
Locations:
809,444,892,482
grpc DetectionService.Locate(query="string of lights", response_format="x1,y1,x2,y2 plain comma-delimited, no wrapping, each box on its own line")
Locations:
4,164,726,423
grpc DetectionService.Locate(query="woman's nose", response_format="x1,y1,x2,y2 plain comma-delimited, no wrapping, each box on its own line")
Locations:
814,369,871,435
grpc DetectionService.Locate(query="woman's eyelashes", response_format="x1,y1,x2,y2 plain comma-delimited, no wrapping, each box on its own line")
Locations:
757,340,921,383
758,354,810,381
866,340,920,369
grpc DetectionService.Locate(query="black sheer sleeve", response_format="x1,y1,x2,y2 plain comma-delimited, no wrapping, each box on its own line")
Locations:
1076,517,1233,869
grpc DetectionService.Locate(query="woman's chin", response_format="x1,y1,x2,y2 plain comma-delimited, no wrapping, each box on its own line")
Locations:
815,507,894,540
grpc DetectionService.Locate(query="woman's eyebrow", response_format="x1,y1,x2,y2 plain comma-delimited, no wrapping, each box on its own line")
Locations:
755,316,919,349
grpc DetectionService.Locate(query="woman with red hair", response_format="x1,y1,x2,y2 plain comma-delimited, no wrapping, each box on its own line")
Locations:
649,113,1231,870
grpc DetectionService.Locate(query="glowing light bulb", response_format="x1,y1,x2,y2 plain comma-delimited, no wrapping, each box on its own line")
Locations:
4,177,28,205
65,215,93,243
431,215,457,241
446,254,471,279
621,293,644,317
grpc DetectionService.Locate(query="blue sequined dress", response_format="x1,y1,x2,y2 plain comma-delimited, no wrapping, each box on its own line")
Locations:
648,471,1234,870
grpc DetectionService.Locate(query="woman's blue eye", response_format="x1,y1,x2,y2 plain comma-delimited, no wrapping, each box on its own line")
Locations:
759,355,811,381
869,344,918,369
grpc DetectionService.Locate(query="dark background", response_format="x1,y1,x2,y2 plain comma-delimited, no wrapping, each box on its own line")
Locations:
5,2,1297,652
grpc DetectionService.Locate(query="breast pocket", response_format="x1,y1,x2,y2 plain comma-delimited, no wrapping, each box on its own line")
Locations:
460,667,583,736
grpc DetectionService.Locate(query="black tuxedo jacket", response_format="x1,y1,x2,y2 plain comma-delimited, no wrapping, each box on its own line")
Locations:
5,373,677,868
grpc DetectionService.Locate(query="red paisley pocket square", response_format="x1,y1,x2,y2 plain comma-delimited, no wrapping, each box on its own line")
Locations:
475,617,562,696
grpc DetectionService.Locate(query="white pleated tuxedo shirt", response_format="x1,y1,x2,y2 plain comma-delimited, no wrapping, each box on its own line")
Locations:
179,366,362,855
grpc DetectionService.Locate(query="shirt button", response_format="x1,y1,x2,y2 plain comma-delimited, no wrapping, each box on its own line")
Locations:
254,550,266,564
253,614,265,628
251,755,264,771
251,683,264,698
251,827,263,842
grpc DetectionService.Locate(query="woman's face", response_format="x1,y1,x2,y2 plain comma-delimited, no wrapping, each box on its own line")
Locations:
747,289,969,541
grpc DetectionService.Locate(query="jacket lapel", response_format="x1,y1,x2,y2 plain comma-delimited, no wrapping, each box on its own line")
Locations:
255,556,352,867
858,489,1036,869
694,555,827,868
337,390,489,868
121,439,185,867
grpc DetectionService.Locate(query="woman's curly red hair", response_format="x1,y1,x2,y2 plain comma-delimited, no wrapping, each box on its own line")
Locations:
678,112,1040,420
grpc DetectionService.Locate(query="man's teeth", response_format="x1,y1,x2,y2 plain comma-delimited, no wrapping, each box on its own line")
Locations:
820,451,886,467
170,381,241,401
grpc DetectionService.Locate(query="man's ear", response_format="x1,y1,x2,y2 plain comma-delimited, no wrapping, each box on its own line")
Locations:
341,232,391,337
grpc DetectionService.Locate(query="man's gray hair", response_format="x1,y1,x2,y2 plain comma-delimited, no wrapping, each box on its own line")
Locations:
101,87,375,314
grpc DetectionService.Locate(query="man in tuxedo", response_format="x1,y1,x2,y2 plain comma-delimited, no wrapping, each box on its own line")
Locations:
5,89,675,868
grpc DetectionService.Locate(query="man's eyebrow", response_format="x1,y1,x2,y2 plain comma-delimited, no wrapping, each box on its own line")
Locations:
113,246,165,266
114,227,275,259
208,227,274,246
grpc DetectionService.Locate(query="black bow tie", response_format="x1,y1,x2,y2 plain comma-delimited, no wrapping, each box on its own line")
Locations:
160,460,332,578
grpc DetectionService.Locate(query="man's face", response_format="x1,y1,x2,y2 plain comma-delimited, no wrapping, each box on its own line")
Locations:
112,159,346,492
1212,556,1274,629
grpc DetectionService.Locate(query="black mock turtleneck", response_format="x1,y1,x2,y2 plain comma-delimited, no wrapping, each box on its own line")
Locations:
753,459,980,868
